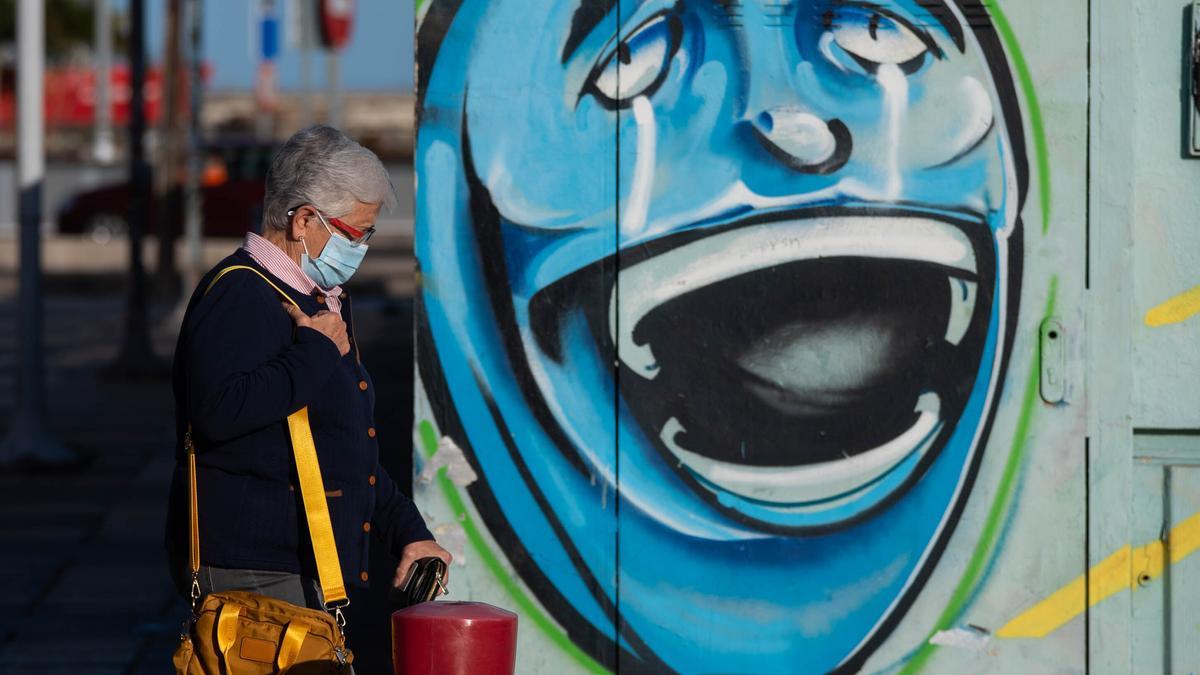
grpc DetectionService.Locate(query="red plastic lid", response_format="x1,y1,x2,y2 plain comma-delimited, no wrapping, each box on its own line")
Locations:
394,601,518,623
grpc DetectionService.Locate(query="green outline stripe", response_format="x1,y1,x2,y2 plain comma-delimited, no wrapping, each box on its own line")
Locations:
988,1,1053,235
900,275,1059,674
900,4,1057,669
418,420,609,674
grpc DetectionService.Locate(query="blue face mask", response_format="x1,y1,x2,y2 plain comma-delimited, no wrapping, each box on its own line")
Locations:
300,210,368,288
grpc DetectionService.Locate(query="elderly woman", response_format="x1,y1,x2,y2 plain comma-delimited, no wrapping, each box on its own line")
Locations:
165,126,449,633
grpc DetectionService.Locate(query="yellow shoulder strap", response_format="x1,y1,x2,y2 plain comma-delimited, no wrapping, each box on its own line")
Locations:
204,264,300,309
188,265,349,611
286,408,348,606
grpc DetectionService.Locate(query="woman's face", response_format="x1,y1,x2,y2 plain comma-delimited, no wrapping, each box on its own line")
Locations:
295,200,380,258
419,0,1024,670
459,0,1016,528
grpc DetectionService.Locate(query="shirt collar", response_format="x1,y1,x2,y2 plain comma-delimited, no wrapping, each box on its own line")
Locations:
241,232,343,300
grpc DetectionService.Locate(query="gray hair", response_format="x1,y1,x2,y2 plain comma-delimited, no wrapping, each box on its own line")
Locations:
262,125,396,232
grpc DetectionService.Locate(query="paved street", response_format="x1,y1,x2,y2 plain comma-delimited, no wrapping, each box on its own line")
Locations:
0,276,419,672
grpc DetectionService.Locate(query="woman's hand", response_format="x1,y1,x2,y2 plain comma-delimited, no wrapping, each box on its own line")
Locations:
282,303,350,356
395,539,454,592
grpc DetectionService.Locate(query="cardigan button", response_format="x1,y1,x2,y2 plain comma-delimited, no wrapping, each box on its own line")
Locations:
368,474,376,486
367,427,376,439
315,295,325,305
358,380,368,391
362,522,371,533
360,572,369,582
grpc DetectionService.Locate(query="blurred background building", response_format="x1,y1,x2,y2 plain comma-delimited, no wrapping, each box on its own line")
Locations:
0,0,416,236
0,2,422,672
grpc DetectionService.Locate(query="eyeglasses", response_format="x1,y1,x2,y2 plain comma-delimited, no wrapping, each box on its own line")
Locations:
287,206,376,246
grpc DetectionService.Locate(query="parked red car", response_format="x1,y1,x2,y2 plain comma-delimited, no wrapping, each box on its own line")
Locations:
56,139,277,243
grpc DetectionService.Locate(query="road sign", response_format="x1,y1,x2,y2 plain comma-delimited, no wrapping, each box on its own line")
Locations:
259,0,279,60
319,0,354,51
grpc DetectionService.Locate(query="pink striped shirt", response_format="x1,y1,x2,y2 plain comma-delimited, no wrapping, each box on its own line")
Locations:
241,232,343,313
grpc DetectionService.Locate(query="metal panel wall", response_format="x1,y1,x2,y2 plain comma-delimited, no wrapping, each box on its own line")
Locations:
413,1,620,671
1090,2,1200,673
415,1,1090,672
1130,5,1200,430
1130,437,1200,675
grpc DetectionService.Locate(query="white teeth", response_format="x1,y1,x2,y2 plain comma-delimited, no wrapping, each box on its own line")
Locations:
945,278,978,346
661,393,942,508
611,216,978,380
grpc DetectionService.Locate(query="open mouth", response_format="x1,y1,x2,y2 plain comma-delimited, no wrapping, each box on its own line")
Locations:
530,209,995,525
613,212,992,515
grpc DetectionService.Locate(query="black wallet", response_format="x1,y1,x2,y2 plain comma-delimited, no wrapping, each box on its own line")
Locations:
389,556,448,609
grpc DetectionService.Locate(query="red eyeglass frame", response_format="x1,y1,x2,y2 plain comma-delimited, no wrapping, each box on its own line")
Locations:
287,206,375,244
326,215,369,241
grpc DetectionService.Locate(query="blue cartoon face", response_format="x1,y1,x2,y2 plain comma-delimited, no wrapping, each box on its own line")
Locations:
418,0,1024,671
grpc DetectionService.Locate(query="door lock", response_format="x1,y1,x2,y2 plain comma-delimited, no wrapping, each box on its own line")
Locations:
1039,318,1066,404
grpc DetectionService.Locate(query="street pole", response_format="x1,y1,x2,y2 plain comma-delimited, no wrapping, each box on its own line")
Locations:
1,0,77,467
254,0,279,141
326,49,340,128
168,0,204,328
299,0,313,127
182,0,204,291
108,0,165,379
93,0,116,164
315,0,352,129
154,0,183,298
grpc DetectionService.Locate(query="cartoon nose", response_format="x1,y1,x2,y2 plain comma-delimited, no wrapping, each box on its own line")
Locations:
750,108,851,175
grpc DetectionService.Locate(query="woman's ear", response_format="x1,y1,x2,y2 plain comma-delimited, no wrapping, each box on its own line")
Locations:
289,206,314,241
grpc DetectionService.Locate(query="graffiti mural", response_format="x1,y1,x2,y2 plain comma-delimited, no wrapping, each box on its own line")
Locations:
416,0,1029,672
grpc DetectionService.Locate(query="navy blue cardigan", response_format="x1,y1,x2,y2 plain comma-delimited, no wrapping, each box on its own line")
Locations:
165,248,432,593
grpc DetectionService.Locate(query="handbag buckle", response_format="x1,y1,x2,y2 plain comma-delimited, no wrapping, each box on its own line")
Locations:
323,597,350,629
189,572,201,614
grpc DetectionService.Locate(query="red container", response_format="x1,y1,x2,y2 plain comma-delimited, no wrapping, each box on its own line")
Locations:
391,601,518,675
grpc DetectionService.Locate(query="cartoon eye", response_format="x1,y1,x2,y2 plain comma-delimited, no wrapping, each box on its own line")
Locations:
587,13,682,108
829,10,931,70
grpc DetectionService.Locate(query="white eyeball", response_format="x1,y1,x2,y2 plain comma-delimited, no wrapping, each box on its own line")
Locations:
589,13,681,108
830,11,929,68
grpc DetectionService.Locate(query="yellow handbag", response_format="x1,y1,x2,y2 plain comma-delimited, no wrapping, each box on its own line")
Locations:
173,266,354,673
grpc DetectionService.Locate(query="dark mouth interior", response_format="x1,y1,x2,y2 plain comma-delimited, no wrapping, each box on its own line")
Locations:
608,257,989,468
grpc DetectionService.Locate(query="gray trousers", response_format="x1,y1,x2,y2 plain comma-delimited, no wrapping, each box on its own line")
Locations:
197,566,356,673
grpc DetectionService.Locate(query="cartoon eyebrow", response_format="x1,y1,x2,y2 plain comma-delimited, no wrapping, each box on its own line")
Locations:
560,0,971,65
562,0,619,63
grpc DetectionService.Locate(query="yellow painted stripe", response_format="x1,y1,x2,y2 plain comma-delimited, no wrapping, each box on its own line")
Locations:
998,511,1200,639
1146,285,1200,327
1169,511,1200,563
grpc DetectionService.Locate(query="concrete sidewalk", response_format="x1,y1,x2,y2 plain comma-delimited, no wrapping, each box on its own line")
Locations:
0,290,418,673
0,297,183,674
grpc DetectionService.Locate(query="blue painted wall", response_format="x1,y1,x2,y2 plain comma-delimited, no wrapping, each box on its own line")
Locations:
413,1,1098,672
